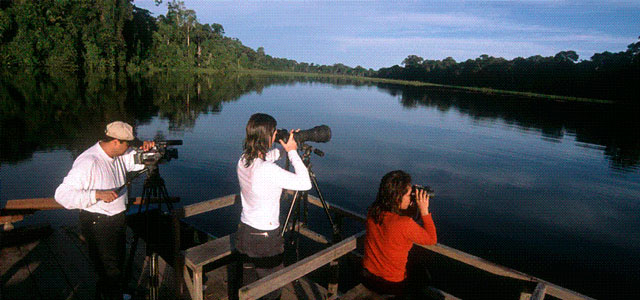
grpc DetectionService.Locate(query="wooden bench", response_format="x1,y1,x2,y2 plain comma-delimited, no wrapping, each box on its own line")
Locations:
183,234,236,300
172,194,239,300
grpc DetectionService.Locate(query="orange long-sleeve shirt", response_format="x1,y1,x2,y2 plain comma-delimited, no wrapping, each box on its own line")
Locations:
363,212,437,282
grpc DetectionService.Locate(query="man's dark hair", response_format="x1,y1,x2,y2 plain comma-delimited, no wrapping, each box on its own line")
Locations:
367,170,412,224
242,113,277,167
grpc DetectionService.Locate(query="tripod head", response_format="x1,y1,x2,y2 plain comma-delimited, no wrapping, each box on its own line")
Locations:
299,143,325,169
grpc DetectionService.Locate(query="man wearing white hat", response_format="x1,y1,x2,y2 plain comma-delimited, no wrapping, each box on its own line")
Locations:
55,121,154,300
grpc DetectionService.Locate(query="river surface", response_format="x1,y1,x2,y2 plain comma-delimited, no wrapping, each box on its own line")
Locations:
1,71,639,299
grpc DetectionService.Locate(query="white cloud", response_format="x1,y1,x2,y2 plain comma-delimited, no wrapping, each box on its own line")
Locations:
335,36,557,58
383,13,490,28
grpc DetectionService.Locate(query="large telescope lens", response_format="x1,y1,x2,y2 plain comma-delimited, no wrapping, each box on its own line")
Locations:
276,125,331,144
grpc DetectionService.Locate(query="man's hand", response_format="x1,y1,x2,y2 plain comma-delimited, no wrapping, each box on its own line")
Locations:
96,190,118,203
140,141,155,151
280,129,299,152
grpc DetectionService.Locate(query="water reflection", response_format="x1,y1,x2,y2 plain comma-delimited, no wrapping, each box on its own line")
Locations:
2,71,638,171
381,84,640,171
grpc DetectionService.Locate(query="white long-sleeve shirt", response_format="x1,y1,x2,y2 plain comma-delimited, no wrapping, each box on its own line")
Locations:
237,148,312,230
55,142,145,216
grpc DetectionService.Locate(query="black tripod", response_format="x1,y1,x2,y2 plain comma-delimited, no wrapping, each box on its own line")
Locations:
124,164,174,300
281,143,342,258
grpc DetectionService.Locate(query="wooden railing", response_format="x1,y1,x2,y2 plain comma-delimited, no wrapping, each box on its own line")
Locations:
1,197,179,230
171,193,594,300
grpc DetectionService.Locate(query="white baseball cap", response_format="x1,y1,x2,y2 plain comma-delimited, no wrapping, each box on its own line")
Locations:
105,121,135,141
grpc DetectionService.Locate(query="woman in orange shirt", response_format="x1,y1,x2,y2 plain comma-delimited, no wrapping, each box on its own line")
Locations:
362,170,437,298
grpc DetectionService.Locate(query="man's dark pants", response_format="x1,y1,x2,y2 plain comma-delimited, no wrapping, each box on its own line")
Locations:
79,210,126,300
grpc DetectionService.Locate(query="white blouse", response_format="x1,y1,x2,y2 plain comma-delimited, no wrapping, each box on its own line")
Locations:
237,148,312,230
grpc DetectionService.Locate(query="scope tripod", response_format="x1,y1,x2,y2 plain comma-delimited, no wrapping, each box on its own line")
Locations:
124,164,174,300
281,143,342,259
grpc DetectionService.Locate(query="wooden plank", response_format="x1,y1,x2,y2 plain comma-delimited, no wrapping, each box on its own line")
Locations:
184,234,235,269
530,282,547,300
14,228,71,299
292,222,329,244
204,265,329,300
418,243,533,281
418,243,595,300
129,196,180,205
239,231,364,300
1,240,40,284
4,198,63,210
41,227,97,300
2,197,178,211
193,266,203,300
177,194,237,218
1,214,24,225
184,265,196,300
1,240,43,299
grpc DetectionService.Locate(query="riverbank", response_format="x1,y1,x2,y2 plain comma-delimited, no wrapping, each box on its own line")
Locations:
12,65,612,104
237,69,614,104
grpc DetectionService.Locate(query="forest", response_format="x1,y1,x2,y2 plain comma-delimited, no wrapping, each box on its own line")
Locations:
0,0,638,102
0,0,375,75
377,47,640,103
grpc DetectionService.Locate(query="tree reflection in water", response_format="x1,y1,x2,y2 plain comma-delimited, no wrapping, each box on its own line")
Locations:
1,70,638,171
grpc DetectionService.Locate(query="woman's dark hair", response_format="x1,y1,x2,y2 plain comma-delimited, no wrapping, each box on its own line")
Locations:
242,113,277,167
367,170,412,224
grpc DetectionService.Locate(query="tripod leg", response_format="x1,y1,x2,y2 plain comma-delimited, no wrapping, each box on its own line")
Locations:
309,173,341,242
281,191,299,236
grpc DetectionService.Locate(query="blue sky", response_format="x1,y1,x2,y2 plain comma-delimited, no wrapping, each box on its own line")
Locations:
134,1,640,70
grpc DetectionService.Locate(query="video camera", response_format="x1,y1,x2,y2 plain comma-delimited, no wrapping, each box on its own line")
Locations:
275,125,332,144
133,140,182,165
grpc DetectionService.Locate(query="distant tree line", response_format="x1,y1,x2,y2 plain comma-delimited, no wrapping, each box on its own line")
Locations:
376,43,640,103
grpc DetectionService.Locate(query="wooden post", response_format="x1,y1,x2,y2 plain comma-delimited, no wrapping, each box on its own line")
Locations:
327,214,344,297
171,210,183,297
530,282,547,300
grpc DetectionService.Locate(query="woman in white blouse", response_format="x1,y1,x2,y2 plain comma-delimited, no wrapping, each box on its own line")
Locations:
235,113,311,300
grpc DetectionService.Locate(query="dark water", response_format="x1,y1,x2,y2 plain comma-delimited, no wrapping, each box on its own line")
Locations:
1,71,639,299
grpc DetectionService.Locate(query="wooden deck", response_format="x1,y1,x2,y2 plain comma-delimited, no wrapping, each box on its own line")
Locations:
0,223,333,300
2,194,597,300
0,223,177,300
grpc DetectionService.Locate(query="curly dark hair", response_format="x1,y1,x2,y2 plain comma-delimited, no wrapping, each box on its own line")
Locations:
242,113,277,167
367,170,412,224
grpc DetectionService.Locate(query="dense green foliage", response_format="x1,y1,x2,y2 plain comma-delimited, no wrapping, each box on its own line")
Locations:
0,0,374,75
377,44,640,103
0,0,132,71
